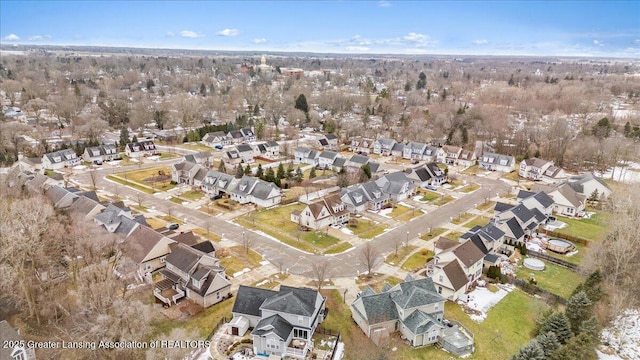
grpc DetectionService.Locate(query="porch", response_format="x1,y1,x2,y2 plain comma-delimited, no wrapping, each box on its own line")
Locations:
154,279,185,306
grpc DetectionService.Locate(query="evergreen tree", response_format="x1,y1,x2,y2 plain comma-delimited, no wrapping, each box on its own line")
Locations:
119,127,130,151
265,167,276,183
294,167,303,183
200,83,207,96
253,104,260,116
286,163,294,179
582,270,604,302
550,333,597,360
218,159,226,173
579,316,600,345
294,94,309,114
244,164,252,176
566,291,592,335
360,163,372,179
441,88,447,101
510,340,545,360
235,164,244,178
536,332,561,358
277,163,286,180
416,71,427,90
540,312,573,344
256,164,264,179
309,167,317,179
624,121,632,137
131,134,138,143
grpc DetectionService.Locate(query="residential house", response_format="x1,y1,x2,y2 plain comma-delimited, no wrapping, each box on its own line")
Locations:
478,152,515,173
201,131,230,148
183,151,214,167
155,242,231,308
391,143,405,158
226,128,256,144
437,145,462,165
345,154,370,173
225,149,242,166
457,149,477,167
290,194,348,230
567,172,612,200
94,203,148,237
431,241,484,301
341,182,389,213
410,162,447,186
68,195,105,220
373,138,397,156
257,141,280,158
0,320,36,360
318,151,339,170
171,161,208,186
459,223,505,255
348,137,373,154
83,144,119,163
351,277,472,352
201,170,238,197
230,285,327,359
120,225,176,277
317,137,330,150
517,190,555,218
230,175,282,207
374,171,417,202
125,140,159,158
236,144,256,164
41,149,81,170
294,147,319,166
519,158,565,182
533,183,586,217
332,157,347,172
324,133,338,150
403,142,428,161
12,154,43,173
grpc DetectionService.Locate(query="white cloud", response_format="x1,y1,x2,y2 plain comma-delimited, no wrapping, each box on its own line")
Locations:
166,31,175,37
180,30,204,38
252,38,267,44
401,32,436,47
378,1,391,7
473,39,488,45
345,46,370,52
635,39,640,44
404,32,426,42
3,34,20,41
217,28,239,37
593,40,605,46
28,35,51,41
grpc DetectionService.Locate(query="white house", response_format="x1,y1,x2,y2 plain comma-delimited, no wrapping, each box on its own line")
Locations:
230,176,282,207
373,138,397,156
41,149,81,170
532,183,586,217
567,172,612,200
431,240,484,301
83,144,119,163
125,140,159,158
290,194,348,230
478,152,515,173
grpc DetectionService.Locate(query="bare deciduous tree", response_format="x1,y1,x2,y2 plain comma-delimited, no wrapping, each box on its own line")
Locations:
358,243,380,278
311,259,331,291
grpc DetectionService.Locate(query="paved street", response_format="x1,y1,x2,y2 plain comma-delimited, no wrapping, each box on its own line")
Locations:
74,162,511,278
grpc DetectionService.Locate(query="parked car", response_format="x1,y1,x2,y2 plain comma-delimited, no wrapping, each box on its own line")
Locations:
210,193,223,200
411,159,419,164
425,185,438,191
167,223,179,230
93,160,103,165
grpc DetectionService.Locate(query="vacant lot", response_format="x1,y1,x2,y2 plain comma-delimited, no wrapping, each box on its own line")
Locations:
219,246,263,276
401,249,434,271
347,218,388,239
112,166,175,192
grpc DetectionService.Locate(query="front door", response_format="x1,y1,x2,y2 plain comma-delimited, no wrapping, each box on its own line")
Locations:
231,327,238,336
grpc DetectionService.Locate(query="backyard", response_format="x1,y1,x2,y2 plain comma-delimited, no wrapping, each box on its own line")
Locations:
553,212,610,242
515,259,585,298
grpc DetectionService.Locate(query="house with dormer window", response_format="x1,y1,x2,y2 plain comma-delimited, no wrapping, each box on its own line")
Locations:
479,152,515,173
290,194,348,230
201,170,238,197
436,145,463,165
373,138,397,156
42,149,81,170
230,285,327,359
125,140,159,158
83,144,119,163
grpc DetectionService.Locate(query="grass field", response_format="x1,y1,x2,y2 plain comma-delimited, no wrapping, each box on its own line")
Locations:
384,245,417,266
401,249,434,271
502,171,520,181
323,242,354,254
433,195,454,206
460,183,480,193
106,175,155,194
113,166,176,192
146,217,166,229
348,219,388,239
515,260,585,298
451,212,475,225
219,246,263,276
420,227,448,240
543,242,587,265
177,142,214,152
192,228,222,242
463,216,492,229
554,212,610,242
235,203,341,252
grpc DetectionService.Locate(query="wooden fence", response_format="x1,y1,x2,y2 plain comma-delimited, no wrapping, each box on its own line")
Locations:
318,327,341,360
207,316,228,340
504,276,566,305
527,251,580,271
537,228,592,247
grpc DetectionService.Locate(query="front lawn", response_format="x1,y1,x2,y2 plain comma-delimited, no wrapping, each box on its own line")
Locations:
401,249,434,271
323,242,354,254
451,212,474,225
515,260,585,298
463,216,492,229
348,219,388,239
420,227,447,240
219,246,263,276
384,245,417,266
192,228,222,242
389,205,422,222
476,201,496,211
502,171,520,181
459,183,480,193
432,195,454,206
554,212,610,242
419,190,440,202
181,190,204,201
114,166,176,192
146,217,166,229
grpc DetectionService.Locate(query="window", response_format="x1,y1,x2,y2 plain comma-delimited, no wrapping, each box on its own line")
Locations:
438,275,443,282
193,279,200,288
160,256,166,263
216,291,220,299
438,286,442,294
294,329,308,339
434,303,439,310
11,349,26,360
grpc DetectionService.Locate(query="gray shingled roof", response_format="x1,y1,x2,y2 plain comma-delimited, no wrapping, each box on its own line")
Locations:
260,286,319,317
403,310,441,335
494,202,514,213
232,285,278,317
452,241,485,267
165,243,203,273
390,278,443,309
252,314,294,341
504,217,525,240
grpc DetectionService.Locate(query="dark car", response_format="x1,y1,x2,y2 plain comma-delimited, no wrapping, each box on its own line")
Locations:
167,223,179,230
210,193,223,200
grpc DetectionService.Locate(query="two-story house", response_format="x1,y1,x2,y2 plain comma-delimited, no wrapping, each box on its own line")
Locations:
83,144,119,163
201,131,230,148
567,172,612,200
257,141,280,158
519,158,562,181
348,137,373,154
290,194,349,230
120,225,176,277
42,149,81,170
171,161,208,186
94,203,148,237
478,152,515,173
351,277,451,348
318,151,339,170
436,145,463,165
230,285,327,359
125,140,159,158
532,183,586,217
374,171,417,202
373,138,397,156
294,147,319,166
402,142,428,161
226,128,256,144
431,241,485,301
324,133,338,150
201,170,238,197
183,151,214,167
341,182,390,213
155,242,231,308
230,175,282,207
236,144,256,164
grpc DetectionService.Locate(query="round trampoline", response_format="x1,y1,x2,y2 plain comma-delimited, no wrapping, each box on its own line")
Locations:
523,258,545,271
547,238,575,254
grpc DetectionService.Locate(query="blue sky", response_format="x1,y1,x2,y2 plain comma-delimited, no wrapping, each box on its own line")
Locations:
1,1,639,57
